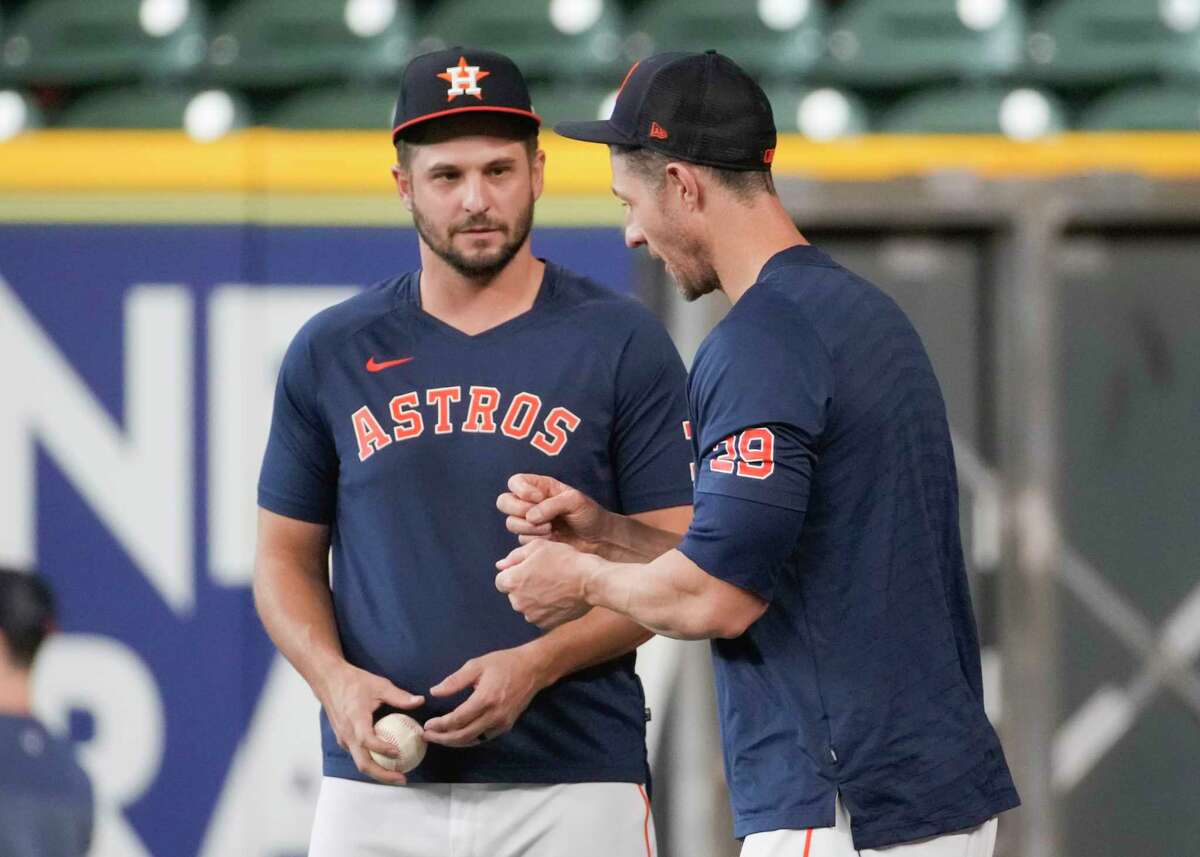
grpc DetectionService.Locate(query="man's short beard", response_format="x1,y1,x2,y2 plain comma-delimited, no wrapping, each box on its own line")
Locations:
412,194,535,281
675,264,722,302
667,232,721,302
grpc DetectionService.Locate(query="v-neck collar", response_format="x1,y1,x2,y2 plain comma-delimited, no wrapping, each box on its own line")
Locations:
396,261,558,344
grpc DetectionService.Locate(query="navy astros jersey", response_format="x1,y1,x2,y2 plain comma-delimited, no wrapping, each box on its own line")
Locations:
0,714,93,857
677,244,1019,849
259,262,693,784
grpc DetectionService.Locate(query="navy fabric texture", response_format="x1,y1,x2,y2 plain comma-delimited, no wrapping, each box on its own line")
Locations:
678,244,1019,848
0,714,93,857
680,489,804,602
259,262,694,783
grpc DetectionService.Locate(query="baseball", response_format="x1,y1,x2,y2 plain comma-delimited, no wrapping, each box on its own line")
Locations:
369,713,427,773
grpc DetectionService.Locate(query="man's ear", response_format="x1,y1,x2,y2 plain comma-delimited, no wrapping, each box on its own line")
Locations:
392,164,414,212
664,161,702,212
530,148,547,202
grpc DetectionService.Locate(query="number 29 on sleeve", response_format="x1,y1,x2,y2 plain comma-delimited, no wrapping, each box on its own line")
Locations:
709,428,775,479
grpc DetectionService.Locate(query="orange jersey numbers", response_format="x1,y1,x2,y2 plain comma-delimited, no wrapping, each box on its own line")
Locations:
708,427,776,480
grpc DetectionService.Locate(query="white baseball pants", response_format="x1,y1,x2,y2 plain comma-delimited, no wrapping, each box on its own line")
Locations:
308,777,657,857
741,794,997,857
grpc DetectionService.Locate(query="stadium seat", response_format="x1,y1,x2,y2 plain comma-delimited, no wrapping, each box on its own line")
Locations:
823,0,1024,86
419,0,627,81
880,85,1067,138
207,0,416,87
628,0,827,81
0,0,207,86
1026,0,1200,85
58,85,251,140
1079,84,1200,131
0,89,45,140
528,82,618,129
766,85,869,138
268,83,397,129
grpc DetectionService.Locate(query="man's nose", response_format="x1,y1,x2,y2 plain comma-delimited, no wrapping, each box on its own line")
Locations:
462,174,490,214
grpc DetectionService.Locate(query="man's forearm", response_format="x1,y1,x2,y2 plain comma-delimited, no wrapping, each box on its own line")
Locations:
596,511,685,562
521,608,653,686
579,549,743,640
253,554,349,701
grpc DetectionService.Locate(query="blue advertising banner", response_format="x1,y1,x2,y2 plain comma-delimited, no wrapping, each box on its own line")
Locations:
0,222,635,857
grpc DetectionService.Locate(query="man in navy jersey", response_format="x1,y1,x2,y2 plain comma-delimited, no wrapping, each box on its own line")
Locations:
496,51,1020,856
0,568,93,857
255,48,693,856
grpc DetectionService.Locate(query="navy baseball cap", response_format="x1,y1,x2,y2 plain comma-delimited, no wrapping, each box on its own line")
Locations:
0,568,54,667
392,47,541,143
556,50,777,172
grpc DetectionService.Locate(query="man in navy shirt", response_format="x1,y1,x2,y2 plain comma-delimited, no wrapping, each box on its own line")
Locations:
0,568,93,857
255,48,693,856
496,51,1020,855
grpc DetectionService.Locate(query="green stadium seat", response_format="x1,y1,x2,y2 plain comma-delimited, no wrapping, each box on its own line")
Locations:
0,89,45,140
0,0,206,86
766,85,869,138
823,0,1024,86
628,0,826,81
268,83,397,129
528,82,617,129
207,0,416,87
420,0,626,81
1079,84,1200,131
880,85,1067,138
0,10,7,84
58,85,251,139
1026,0,1200,85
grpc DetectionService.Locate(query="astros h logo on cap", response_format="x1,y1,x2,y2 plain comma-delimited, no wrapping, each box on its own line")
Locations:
392,47,541,143
438,56,491,102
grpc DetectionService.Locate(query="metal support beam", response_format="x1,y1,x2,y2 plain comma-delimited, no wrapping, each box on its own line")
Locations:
994,190,1066,857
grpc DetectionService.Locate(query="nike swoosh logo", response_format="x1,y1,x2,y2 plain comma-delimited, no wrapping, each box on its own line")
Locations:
365,356,415,373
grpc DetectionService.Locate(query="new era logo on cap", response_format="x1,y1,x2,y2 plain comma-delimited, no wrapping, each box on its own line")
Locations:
649,122,669,140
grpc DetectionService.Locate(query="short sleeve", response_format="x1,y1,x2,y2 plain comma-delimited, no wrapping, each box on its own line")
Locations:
257,325,339,524
678,491,804,601
687,310,832,512
609,313,695,514
677,306,834,597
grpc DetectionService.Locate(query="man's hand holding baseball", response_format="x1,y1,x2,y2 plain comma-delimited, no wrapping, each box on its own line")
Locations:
318,662,424,785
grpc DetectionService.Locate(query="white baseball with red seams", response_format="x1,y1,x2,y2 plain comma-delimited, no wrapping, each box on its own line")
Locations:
369,713,427,773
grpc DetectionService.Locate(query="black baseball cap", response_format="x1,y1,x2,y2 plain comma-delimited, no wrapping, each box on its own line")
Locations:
555,50,777,172
0,568,54,668
392,47,541,143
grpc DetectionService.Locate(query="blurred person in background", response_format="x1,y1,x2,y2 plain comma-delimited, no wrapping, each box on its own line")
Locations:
253,47,693,856
0,568,93,857
496,51,1019,857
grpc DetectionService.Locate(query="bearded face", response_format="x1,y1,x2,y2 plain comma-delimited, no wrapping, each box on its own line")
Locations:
411,187,535,280
399,123,543,283
611,154,721,302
